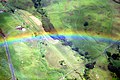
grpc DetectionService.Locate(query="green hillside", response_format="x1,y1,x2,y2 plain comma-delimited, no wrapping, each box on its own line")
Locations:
0,0,120,80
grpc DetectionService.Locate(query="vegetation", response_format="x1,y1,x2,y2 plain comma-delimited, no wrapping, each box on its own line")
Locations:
0,46,11,79
0,0,120,80
44,0,113,34
105,44,120,79
8,0,34,11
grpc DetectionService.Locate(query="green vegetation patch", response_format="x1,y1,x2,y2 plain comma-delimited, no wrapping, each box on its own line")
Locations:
0,46,11,80
8,42,64,80
0,12,21,34
45,0,113,34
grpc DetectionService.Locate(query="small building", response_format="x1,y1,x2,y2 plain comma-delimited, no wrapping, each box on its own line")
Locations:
0,10,6,13
16,26,26,31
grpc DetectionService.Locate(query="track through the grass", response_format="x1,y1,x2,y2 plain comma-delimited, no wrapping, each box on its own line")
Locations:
0,34,16,80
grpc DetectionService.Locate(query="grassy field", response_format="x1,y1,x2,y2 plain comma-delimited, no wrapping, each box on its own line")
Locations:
44,0,113,34
42,0,120,80
42,0,112,63
0,8,85,80
0,36,11,79
7,38,86,80
8,42,63,80
0,0,120,80
0,12,22,38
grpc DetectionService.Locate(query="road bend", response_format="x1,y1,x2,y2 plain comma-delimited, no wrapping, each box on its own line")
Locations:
0,34,16,80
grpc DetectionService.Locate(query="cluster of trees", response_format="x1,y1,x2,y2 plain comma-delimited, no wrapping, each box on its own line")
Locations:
61,37,92,60
85,62,96,69
42,16,57,33
106,45,120,78
83,68,91,80
83,61,96,80
32,0,58,34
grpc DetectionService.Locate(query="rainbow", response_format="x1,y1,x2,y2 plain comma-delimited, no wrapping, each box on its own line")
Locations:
0,31,120,47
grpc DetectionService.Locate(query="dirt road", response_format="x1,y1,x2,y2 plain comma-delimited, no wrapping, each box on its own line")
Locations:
0,34,16,80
